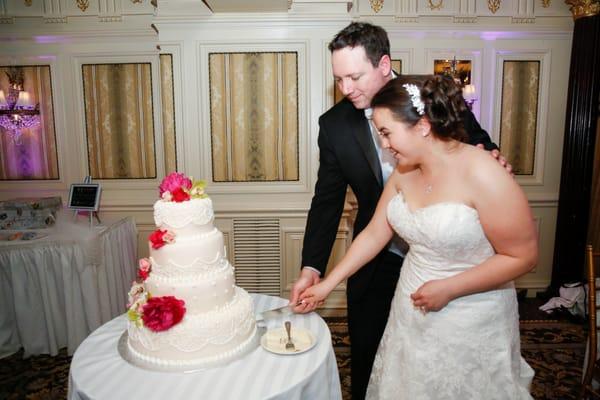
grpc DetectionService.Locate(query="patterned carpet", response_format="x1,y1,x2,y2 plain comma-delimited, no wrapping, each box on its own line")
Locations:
0,302,587,400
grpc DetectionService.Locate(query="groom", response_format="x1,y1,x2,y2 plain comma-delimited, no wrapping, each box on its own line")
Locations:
290,22,503,400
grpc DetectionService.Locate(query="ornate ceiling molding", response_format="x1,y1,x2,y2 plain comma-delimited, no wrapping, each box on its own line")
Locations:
369,0,384,12
488,0,501,13
564,0,600,19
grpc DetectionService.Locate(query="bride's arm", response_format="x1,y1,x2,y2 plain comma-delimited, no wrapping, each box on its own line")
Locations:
411,151,538,311
299,173,401,305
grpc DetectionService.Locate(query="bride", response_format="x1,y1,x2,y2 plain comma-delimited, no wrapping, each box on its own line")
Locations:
299,75,537,399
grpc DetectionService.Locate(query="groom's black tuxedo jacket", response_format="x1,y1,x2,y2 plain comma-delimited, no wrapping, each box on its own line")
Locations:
301,97,497,304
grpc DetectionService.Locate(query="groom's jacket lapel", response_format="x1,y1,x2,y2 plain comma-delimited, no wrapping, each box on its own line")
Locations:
348,105,384,188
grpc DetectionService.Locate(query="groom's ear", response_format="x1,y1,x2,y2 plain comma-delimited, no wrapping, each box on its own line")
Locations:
377,55,392,77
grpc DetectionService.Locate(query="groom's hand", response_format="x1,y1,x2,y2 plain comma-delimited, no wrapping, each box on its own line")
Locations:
290,267,320,313
476,144,513,174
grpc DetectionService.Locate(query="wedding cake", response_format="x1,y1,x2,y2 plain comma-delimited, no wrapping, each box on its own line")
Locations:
126,173,257,370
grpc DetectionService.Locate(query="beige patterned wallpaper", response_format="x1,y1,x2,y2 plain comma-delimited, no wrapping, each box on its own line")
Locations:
82,63,156,179
160,54,177,173
209,52,299,182
499,60,540,175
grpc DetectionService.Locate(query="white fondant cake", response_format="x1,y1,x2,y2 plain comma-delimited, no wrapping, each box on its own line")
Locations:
126,175,257,370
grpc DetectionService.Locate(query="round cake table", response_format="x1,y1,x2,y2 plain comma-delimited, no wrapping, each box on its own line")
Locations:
68,294,342,400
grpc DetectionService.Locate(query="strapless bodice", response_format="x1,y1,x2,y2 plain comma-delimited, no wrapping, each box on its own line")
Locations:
387,191,495,293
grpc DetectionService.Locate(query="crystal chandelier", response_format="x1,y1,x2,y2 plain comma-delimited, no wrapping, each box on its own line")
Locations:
0,68,41,144
444,57,477,110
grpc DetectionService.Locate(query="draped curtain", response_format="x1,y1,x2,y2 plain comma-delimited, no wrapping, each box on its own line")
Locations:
209,52,299,182
499,61,540,175
82,63,156,179
0,65,58,180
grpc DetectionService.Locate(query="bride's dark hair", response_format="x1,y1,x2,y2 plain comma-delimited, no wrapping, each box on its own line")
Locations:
371,74,468,142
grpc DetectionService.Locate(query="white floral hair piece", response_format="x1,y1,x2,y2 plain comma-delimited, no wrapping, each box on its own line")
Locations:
402,83,425,116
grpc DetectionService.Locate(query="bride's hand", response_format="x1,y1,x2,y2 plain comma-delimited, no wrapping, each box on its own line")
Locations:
410,279,453,313
298,281,332,311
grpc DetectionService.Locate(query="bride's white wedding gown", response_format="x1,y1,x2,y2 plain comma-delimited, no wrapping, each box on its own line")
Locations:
366,192,534,400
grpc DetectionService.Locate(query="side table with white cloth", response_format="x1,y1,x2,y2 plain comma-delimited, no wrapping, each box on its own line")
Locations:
69,294,342,400
0,215,137,358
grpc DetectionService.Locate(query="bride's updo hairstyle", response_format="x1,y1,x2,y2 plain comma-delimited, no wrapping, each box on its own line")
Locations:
371,74,468,142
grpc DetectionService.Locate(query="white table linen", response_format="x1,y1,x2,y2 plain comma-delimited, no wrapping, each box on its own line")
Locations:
69,294,342,400
0,215,137,357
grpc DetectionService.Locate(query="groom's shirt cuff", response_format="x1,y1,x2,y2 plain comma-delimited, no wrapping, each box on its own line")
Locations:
302,266,322,277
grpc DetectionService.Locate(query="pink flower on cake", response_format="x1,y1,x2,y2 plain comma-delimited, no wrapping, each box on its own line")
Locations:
138,258,152,281
141,296,186,332
159,172,192,198
170,187,191,203
149,229,175,249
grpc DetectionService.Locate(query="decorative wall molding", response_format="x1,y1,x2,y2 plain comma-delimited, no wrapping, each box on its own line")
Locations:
44,16,68,23
511,16,536,22
564,0,600,19
488,0,501,12
77,0,90,12
99,15,123,21
427,0,444,10
0,17,15,23
453,15,477,22
369,0,384,12
394,15,419,21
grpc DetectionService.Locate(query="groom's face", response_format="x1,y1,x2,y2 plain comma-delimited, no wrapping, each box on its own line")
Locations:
332,45,392,110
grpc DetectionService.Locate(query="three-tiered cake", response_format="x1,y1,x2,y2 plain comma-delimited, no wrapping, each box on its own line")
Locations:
126,173,257,370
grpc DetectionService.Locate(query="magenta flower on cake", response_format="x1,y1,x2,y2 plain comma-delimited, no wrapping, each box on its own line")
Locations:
159,172,192,199
149,229,175,249
141,296,186,332
138,258,152,281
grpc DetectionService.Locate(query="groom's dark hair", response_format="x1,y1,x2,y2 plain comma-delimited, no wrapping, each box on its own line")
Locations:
328,22,390,68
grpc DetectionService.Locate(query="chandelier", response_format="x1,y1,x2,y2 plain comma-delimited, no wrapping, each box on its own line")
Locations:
0,67,41,144
444,57,477,109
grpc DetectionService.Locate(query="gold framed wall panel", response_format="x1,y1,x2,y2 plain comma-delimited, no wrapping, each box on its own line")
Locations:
0,65,59,180
82,62,156,179
209,52,299,182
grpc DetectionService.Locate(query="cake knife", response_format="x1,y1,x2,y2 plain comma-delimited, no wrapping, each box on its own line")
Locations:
256,301,303,321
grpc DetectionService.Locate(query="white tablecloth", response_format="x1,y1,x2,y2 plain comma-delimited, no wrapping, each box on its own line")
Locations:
0,215,137,357
69,294,342,400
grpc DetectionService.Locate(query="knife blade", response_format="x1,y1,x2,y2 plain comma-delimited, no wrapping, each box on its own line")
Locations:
256,301,303,321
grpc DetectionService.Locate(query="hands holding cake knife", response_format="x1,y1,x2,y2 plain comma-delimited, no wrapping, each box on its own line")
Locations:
289,268,326,313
